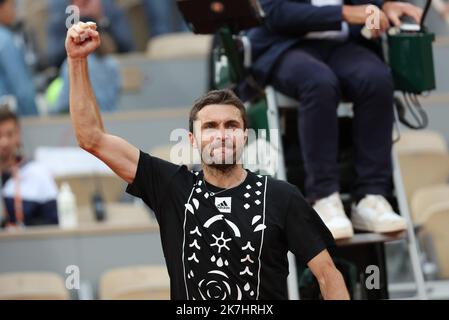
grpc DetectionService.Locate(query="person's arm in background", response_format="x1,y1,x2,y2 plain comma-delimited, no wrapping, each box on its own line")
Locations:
102,55,121,112
53,60,70,114
101,0,134,53
66,22,139,183
260,0,390,36
0,32,37,116
260,0,343,34
308,249,350,300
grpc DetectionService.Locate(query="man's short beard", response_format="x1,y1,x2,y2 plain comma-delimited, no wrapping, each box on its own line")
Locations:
206,163,237,173
203,150,242,173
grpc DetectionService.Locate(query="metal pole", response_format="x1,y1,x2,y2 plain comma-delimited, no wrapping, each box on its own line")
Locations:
265,86,300,300
392,148,428,299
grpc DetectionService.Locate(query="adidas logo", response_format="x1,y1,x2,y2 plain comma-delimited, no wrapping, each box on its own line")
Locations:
217,201,229,209
215,197,232,213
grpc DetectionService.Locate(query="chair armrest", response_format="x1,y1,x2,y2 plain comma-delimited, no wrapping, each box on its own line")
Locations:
239,35,252,68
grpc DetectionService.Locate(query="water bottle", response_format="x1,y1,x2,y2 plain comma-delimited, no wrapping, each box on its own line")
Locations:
57,183,78,229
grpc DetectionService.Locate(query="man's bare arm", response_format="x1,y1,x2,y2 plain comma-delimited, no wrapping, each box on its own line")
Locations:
308,249,350,300
66,22,139,184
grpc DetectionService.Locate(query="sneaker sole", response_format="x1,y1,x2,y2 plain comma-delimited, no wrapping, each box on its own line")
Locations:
331,226,354,240
352,218,406,233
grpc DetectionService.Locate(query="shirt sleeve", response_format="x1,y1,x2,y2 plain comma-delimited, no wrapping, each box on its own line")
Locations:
285,190,336,266
0,32,37,116
126,151,181,213
260,0,343,35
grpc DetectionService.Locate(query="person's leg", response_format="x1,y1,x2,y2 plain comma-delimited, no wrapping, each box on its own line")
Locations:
270,46,341,202
171,0,189,32
328,41,394,201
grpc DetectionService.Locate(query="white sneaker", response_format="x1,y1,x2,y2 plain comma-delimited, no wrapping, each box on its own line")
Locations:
351,195,407,233
313,193,354,240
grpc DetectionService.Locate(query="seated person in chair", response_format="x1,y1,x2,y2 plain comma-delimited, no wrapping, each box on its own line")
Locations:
47,0,134,68
245,0,422,239
0,0,37,116
0,106,59,228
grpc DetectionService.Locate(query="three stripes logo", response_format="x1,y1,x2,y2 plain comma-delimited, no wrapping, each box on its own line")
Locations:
215,197,232,213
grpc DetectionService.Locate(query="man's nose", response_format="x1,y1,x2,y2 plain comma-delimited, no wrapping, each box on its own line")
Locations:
216,128,232,142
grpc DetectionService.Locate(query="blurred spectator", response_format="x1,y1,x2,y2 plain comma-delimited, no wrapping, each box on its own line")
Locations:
0,0,37,116
244,0,422,239
52,29,121,113
441,0,449,20
47,0,134,68
143,0,188,37
431,0,449,22
0,106,58,228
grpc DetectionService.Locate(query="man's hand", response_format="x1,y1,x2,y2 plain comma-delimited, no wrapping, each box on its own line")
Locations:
65,22,101,60
382,2,423,27
343,4,390,36
342,4,390,32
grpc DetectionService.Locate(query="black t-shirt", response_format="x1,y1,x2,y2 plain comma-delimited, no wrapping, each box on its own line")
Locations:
127,151,335,300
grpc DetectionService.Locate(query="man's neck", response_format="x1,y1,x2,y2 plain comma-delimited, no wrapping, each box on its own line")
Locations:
203,164,247,189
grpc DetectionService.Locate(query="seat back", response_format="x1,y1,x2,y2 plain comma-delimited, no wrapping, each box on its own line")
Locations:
99,266,170,300
0,272,69,300
55,174,125,208
147,33,212,60
421,207,449,278
411,184,449,225
396,130,448,155
397,153,449,212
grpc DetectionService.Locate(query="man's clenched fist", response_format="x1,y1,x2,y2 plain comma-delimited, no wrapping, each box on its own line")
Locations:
65,22,101,60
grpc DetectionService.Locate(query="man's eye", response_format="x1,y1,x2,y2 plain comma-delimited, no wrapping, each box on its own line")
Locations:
204,123,215,129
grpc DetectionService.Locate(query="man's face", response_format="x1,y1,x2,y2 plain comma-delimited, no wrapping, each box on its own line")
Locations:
0,0,16,26
0,119,20,162
190,104,248,171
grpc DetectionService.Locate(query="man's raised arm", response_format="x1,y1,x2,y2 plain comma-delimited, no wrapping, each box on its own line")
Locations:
66,22,139,184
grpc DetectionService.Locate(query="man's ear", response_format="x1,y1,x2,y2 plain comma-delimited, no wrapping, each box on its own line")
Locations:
189,131,198,149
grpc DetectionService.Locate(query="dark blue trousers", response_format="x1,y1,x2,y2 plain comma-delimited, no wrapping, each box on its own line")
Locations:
270,40,394,202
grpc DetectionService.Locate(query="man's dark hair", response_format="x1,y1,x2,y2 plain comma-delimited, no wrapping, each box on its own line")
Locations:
0,0,6,5
189,89,248,133
0,105,19,125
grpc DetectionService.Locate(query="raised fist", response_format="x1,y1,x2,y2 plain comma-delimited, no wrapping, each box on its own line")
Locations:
65,22,101,59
